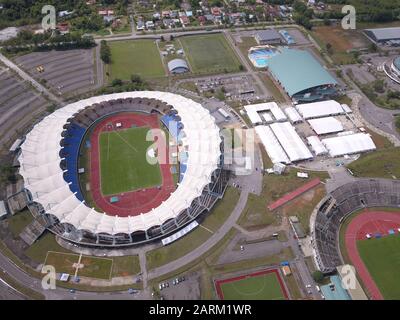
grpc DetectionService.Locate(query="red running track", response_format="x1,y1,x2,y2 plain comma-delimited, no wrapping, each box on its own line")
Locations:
214,268,289,300
89,112,175,217
344,211,400,300
267,178,321,211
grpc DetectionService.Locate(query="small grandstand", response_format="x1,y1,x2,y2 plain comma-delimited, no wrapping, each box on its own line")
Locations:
311,179,400,274
17,92,229,247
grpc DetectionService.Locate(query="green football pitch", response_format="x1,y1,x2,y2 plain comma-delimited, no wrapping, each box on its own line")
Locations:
179,33,242,74
357,235,400,299
219,272,286,300
99,126,162,196
107,40,165,80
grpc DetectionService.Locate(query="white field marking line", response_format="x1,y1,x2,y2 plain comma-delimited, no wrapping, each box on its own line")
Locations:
114,128,138,153
199,224,214,234
74,253,83,278
107,130,110,161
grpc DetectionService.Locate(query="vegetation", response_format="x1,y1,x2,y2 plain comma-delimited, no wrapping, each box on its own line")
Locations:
357,235,400,299
107,40,165,80
100,40,111,64
217,271,287,300
347,147,400,179
146,187,240,270
99,127,162,195
179,34,242,75
2,29,95,54
312,270,324,283
7,210,34,238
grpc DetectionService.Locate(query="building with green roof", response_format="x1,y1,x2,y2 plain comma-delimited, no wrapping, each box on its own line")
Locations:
265,48,338,102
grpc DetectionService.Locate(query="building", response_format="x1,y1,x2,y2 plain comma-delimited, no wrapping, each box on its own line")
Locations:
364,27,400,45
18,91,228,247
320,275,352,300
167,59,190,74
255,29,282,45
265,48,338,102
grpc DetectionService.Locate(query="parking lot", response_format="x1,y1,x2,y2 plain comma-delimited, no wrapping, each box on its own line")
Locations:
14,49,97,96
157,273,201,300
0,67,48,150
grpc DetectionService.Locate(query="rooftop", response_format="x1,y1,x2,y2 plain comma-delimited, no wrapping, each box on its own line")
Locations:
266,48,337,97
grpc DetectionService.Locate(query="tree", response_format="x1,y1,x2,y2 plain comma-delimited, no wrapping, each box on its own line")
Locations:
312,270,324,283
100,40,111,64
111,78,123,86
326,43,333,55
130,74,143,84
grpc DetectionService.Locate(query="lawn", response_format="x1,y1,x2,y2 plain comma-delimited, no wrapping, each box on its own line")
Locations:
44,251,114,280
145,186,240,270
238,168,328,231
7,209,34,237
347,147,400,179
107,40,165,80
179,33,242,75
357,235,400,300
217,270,286,300
99,126,162,195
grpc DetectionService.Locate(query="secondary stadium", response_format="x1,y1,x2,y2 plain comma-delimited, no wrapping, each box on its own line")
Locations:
311,178,400,300
18,91,229,247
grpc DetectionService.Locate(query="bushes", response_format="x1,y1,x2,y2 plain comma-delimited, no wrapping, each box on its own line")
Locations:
100,40,111,64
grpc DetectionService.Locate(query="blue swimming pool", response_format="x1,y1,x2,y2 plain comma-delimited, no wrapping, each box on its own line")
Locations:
248,48,278,68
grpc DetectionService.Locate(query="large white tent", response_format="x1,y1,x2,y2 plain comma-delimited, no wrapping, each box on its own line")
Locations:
284,107,303,123
270,122,313,162
322,133,376,157
255,125,290,164
296,100,344,119
308,117,344,135
307,136,328,155
18,91,222,235
244,102,287,125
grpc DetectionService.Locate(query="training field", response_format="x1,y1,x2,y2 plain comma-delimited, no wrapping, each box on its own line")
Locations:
44,251,113,280
99,126,162,196
357,235,400,300
215,269,288,300
107,40,165,80
179,33,242,74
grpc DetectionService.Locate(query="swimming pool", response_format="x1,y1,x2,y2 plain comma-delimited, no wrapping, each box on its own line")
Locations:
248,48,278,68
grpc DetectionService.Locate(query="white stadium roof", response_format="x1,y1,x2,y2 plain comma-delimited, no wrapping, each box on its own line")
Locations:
322,133,376,157
255,125,290,164
270,122,313,162
308,117,344,135
18,91,221,235
296,100,344,119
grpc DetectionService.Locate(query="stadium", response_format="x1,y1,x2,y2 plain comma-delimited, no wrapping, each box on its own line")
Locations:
17,91,229,247
311,178,400,299
382,55,400,85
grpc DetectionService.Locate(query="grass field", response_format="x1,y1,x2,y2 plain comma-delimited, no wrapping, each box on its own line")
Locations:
217,270,286,300
357,235,400,300
99,126,162,195
107,40,165,80
179,33,242,75
347,147,400,179
44,251,114,280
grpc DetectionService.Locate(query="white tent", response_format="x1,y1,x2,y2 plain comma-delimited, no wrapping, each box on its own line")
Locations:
244,102,286,125
284,107,303,123
308,117,344,135
270,122,313,162
255,125,290,164
307,136,328,155
18,91,222,235
296,100,344,119
322,133,376,157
